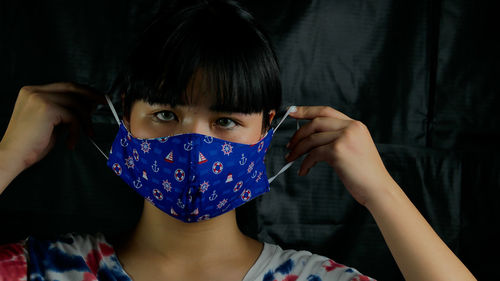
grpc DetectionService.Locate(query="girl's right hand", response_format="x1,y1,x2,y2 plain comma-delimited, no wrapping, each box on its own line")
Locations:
0,82,105,174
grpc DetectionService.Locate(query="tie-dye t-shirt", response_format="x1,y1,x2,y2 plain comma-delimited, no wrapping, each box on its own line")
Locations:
0,233,374,281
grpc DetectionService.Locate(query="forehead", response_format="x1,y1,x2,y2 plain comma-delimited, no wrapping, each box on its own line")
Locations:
181,72,217,108
160,69,255,113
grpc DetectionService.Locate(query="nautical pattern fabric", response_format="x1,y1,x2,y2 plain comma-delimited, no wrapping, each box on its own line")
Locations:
0,233,374,281
107,121,274,223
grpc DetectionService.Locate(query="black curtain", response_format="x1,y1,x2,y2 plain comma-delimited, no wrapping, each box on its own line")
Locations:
0,1,497,280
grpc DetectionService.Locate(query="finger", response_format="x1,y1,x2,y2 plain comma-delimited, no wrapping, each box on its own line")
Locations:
288,106,352,121
40,92,98,135
287,117,351,151
297,145,330,176
28,82,106,103
50,106,85,149
286,130,343,162
20,85,103,118
41,92,95,113
20,89,95,139
48,103,80,131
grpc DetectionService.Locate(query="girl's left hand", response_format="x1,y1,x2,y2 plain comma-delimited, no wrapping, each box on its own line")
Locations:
285,106,394,206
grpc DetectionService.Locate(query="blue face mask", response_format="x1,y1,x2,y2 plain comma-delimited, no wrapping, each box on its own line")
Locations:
91,96,295,223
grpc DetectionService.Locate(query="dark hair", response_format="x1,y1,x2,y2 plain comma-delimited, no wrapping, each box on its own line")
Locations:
113,0,282,131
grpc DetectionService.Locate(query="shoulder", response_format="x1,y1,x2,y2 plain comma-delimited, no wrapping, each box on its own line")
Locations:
26,232,130,281
27,232,113,257
0,240,28,281
245,243,375,281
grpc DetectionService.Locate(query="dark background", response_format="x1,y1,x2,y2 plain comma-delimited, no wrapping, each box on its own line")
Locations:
1,0,498,280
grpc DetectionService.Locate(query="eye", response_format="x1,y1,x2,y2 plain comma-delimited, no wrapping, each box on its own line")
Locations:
215,118,238,129
154,110,177,122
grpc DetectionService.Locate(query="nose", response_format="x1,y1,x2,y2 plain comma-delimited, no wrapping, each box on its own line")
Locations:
178,116,211,136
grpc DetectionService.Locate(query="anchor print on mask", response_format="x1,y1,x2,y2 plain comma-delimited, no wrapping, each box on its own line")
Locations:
152,160,159,172
120,137,128,147
133,177,142,189
177,198,185,209
239,154,247,165
184,141,193,151
209,190,218,201
106,117,278,223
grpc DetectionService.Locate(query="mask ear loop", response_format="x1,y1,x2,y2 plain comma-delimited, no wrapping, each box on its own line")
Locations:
105,95,121,127
273,106,296,132
268,106,299,184
88,95,121,160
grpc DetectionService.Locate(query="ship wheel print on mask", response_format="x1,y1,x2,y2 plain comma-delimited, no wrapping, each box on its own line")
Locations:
221,142,233,155
101,94,299,223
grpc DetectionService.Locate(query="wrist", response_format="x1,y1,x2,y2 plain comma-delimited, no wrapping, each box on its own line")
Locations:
0,143,26,193
364,176,407,214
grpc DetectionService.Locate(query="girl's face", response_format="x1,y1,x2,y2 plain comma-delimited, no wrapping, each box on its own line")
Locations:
125,92,274,145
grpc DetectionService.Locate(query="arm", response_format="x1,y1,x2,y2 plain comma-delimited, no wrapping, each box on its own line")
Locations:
367,177,475,281
0,146,25,194
0,82,104,196
285,106,476,281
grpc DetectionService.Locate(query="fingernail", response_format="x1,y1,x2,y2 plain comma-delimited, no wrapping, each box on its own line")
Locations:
288,106,297,113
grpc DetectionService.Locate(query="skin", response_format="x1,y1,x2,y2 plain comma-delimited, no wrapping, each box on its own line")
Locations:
0,82,476,281
116,92,273,281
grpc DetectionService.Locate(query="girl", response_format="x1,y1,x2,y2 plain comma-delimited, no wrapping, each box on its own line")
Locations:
0,0,475,280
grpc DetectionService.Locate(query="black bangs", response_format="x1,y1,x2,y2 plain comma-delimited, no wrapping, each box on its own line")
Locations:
114,0,282,127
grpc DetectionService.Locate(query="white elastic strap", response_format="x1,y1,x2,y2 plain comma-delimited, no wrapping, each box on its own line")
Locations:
268,161,294,183
105,95,121,126
89,137,109,160
274,105,297,132
88,94,119,160
268,105,299,184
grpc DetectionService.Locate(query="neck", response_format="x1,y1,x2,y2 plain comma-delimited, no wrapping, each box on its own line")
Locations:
120,201,260,262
